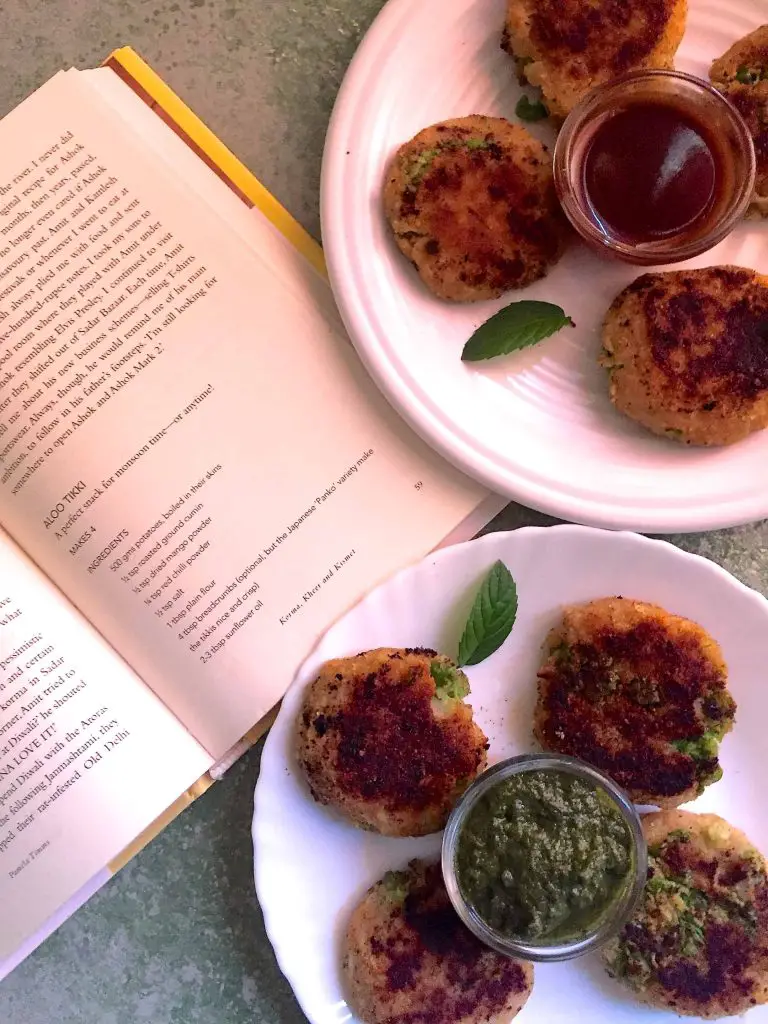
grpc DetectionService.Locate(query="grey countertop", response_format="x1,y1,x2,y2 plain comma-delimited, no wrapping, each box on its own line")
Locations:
1,2,768,1021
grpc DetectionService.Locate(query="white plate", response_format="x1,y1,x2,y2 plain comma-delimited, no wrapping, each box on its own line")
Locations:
253,525,768,1024
321,0,768,533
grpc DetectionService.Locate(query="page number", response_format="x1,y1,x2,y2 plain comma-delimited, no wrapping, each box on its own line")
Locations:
414,481,424,491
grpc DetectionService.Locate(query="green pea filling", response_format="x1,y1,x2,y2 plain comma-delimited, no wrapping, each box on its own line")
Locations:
735,64,767,84
380,870,410,904
606,832,765,985
551,640,573,665
405,137,493,186
430,660,469,701
515,95,549,122
673,731,720,760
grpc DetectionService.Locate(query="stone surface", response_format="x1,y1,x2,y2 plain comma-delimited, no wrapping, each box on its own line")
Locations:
0,742,308,1024
0,0,387,243
1,0,768,1021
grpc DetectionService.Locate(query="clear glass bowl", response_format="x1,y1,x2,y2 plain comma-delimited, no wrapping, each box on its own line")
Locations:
553,69,756,266
441,753,647,962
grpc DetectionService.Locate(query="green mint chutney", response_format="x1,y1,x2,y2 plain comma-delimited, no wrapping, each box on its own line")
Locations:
456,769,633,942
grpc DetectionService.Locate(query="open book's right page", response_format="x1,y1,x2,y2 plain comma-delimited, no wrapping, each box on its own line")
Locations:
0,71,487,759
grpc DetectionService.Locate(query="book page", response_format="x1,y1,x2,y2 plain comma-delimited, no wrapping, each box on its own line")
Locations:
0,71,487,758
81,65,508,548
0,529,210,960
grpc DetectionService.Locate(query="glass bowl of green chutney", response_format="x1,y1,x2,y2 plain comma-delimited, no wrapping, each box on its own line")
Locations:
442,753,647,962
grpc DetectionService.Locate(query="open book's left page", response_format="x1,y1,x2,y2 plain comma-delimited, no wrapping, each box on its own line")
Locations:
0,530,210,959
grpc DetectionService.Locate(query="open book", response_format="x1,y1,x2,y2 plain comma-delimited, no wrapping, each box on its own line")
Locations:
0,49,501,974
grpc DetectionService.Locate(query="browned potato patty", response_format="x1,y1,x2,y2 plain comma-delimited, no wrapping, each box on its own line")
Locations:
343,860,534,1024
601,266,768,446
710,26,768,218
383,116,568,302
534,597,736,807
296,647,488,837
603,811,768,1018
502,0,687,119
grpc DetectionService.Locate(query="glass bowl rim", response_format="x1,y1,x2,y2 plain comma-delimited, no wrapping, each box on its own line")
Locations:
441,752,648,962
552,68,757,265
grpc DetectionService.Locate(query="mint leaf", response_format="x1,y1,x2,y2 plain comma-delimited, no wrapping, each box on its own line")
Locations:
516,95,548,122
461,301,573,362
457,561,518,667
430,660,469,700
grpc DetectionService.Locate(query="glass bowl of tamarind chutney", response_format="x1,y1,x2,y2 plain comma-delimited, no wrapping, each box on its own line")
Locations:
553,69,755,265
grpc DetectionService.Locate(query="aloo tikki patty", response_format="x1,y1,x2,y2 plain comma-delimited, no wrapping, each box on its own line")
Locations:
534,597,736,806
710,25,768,217
601,267,768,446
603,811,768,1018
296,647,488,837
343,859,534,1024
383,115,568,302
502,0,688,119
